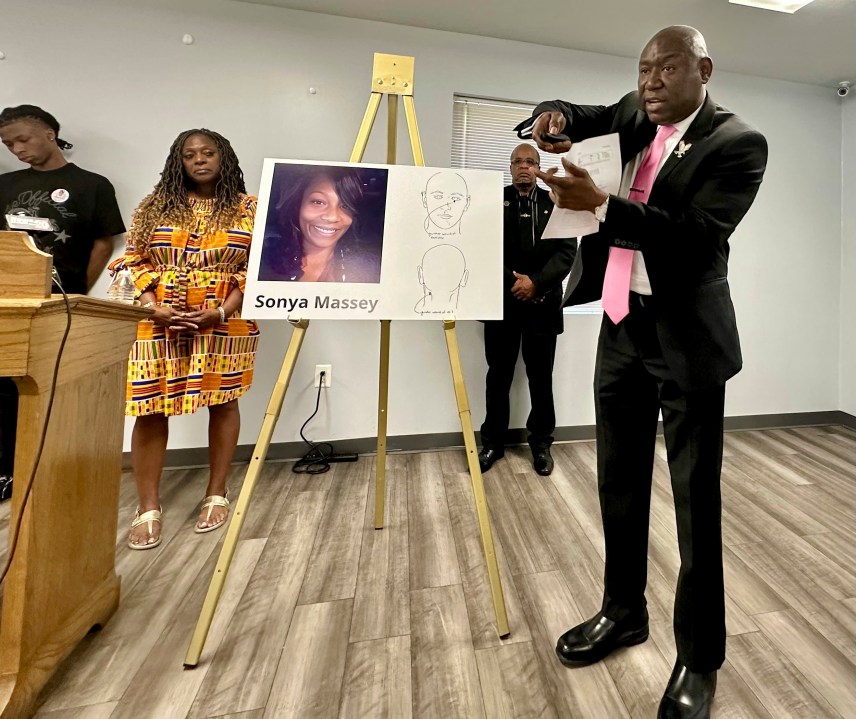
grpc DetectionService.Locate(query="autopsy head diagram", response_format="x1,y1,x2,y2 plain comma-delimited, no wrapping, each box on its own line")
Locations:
414,244,469,316
422,172,470,235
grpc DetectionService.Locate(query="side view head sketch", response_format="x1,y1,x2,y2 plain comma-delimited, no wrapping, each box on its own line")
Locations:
414,244,469,315
259,164,383,283
422,172,470,233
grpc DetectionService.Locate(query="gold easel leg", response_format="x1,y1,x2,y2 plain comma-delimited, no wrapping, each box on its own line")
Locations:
442,320,510,637
373,94,417,532
402,96,425,166
374,320,391,529
387,95,398,165
350,93,383,163
184,319,310,667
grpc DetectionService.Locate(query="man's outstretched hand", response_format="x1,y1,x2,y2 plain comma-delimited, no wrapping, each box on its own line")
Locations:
532,112,572,154
535,158,608,212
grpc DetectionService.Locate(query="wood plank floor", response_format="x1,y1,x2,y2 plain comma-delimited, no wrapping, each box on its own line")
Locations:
1,426,853,718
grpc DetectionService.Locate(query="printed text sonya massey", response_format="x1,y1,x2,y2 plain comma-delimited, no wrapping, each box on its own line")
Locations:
254,295,379,313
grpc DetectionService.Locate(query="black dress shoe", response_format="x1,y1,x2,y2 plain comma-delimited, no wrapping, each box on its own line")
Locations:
657,660,717,719
533,448,554,476
555,610,649,666
478,448,503,473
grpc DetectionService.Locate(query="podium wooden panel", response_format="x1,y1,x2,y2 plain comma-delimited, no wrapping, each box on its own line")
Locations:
0,232,149,718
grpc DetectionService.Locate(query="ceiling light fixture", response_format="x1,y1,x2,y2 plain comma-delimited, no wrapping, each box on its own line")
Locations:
728,0,816,12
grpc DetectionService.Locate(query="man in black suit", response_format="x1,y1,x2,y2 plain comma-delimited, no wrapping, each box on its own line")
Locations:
478,144,576,476
521,26,768,718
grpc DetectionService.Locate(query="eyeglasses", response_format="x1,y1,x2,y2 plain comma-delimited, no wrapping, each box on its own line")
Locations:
511,158,539,167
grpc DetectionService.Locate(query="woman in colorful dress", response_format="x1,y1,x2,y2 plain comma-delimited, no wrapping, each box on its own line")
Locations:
122,128,260,549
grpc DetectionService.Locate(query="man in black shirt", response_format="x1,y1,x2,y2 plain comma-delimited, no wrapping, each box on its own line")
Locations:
0,105,125,293
478,144,576,476
0,104,126,500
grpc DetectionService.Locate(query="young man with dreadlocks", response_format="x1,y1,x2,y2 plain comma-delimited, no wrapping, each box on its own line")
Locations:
119,129,260,549
0,104,125,502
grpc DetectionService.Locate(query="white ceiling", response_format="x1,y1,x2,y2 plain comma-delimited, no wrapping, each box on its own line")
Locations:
235,0,855,87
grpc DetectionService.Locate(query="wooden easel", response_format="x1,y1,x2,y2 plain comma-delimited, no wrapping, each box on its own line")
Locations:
184,53,509,668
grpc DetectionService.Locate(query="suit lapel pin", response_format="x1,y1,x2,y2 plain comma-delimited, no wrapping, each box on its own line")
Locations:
675,140,692,158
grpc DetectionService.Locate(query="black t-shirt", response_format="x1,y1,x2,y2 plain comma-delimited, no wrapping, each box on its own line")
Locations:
0,163,125,294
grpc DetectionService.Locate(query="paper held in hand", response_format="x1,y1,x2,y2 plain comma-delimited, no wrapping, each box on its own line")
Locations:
541,133,621,239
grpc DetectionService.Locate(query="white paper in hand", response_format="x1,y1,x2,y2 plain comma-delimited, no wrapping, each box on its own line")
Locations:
541,133,622,239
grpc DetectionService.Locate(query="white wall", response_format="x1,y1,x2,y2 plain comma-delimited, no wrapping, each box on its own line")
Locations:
840,99,856,416
0,0,846,451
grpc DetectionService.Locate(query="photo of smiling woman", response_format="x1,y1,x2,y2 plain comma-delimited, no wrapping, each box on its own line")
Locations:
258,164,387,283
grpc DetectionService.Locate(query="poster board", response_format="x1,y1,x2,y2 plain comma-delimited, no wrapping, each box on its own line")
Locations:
242,159,503,320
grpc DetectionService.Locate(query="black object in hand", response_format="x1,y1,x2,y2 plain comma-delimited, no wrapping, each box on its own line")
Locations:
539,132,571,144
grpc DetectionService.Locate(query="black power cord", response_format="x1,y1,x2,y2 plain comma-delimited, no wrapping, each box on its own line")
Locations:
291,371,359,475
0,270,72,587
292,371,334,474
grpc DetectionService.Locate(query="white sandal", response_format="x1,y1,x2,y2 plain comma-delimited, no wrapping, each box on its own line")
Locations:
129,507,163,550
195,493,230,533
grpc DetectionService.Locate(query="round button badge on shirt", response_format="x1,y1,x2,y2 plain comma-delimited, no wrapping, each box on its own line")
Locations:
51,188,70,203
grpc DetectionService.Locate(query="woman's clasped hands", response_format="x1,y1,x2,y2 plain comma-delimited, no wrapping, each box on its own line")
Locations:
150,305,221,333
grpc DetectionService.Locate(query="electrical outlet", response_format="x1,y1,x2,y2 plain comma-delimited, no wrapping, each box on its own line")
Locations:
314,364,332,388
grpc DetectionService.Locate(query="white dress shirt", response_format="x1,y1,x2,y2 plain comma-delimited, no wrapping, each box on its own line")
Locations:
619,101,704,294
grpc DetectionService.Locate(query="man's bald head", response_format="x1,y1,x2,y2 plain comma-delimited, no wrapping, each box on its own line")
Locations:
647,25,708,62
638,25,712,125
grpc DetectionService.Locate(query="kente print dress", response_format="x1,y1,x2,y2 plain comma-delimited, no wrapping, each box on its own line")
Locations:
123,194,260,416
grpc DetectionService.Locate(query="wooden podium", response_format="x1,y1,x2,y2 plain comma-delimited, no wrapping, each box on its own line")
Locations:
0,232,149,718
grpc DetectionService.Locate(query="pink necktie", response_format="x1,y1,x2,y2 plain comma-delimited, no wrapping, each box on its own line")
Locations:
602,124,677,324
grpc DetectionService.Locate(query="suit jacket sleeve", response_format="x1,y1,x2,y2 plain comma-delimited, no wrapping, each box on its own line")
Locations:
532,99,621,141
536,93,768,289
